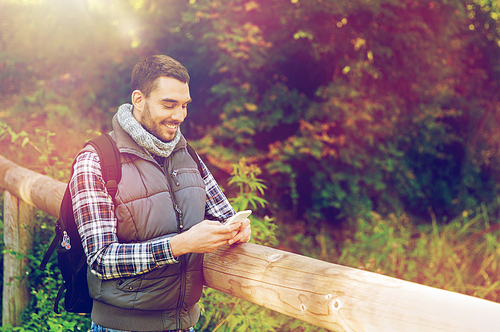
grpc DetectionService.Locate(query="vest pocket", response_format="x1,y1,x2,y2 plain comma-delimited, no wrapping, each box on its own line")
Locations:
169,168,204,194
116,277,142,292
111,272,183,310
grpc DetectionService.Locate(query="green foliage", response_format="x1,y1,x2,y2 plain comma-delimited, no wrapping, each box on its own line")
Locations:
0,121,73,180
227,158,268,211
0,121,30,148
4,0,500,225
176,0,500,225
227,158,277,247
6,280,90,332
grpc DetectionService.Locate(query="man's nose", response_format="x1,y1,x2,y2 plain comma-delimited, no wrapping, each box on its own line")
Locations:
171,106,187,122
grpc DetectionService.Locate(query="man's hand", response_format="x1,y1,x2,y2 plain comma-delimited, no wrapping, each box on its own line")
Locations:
228,218,251,245
170,220,242,257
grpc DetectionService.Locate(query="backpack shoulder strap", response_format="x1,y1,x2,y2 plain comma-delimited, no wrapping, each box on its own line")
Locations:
85,134,122,198
39,134,122,272
186,143,203,175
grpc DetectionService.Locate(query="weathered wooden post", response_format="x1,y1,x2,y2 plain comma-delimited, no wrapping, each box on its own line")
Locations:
0,155,64,326
3,190,34,327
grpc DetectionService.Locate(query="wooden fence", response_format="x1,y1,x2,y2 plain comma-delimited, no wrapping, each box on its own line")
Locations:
1,154,500,331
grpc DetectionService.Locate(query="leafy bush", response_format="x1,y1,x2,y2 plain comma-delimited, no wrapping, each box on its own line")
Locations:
178,0,500,226
4,0,500,226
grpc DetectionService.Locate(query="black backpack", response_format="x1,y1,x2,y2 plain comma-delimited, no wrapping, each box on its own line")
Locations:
39,134,201,314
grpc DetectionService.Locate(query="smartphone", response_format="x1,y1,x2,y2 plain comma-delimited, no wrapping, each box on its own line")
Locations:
225,210,252,225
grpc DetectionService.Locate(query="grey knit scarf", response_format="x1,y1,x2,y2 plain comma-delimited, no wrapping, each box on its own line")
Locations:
117,103,181,158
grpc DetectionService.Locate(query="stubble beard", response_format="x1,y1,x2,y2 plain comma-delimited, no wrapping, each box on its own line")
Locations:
141,102,177,143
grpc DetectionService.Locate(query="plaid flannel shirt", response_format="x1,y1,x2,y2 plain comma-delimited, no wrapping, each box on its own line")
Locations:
69,150,235,280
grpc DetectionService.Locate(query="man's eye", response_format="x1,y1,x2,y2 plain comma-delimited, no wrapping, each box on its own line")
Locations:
164,104,175,109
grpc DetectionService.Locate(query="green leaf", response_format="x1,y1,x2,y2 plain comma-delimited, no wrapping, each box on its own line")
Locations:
22,137,30,147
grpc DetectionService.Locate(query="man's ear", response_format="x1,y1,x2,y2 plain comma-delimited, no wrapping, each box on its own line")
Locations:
131,90,145,112
131,90,145,121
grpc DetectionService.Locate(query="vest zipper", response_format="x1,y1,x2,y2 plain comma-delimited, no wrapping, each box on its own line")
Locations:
165,163,187,330
177,255,187,328
171,170,180,186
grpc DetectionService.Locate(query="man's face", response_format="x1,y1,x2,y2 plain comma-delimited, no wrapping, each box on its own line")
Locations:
138,76,191,143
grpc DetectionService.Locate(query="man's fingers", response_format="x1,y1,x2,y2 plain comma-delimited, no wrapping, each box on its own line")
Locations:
176,219,250,255
223,221,242,233
228,224,251,244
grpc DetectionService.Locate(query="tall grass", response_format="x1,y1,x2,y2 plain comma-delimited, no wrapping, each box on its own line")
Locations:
276,201,500,305
336,203,500,303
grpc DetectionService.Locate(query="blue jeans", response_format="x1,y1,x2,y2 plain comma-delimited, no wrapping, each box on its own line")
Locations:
90,322,195,332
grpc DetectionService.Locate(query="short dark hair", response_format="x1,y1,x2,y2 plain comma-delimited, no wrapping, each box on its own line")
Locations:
131,55,190,97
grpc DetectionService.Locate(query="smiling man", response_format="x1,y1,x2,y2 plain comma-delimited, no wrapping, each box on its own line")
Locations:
70,55,251,332
133,76,191,143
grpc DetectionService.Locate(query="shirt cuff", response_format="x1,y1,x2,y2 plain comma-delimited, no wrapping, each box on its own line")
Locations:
151,237,179,266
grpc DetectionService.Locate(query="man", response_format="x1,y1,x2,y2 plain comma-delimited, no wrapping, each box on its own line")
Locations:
70,55,251,332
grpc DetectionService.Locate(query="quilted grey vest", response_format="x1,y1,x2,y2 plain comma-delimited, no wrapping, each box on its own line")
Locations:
88,115,206,331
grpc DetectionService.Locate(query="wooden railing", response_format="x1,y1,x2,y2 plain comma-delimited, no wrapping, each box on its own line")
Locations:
1,154,500,331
